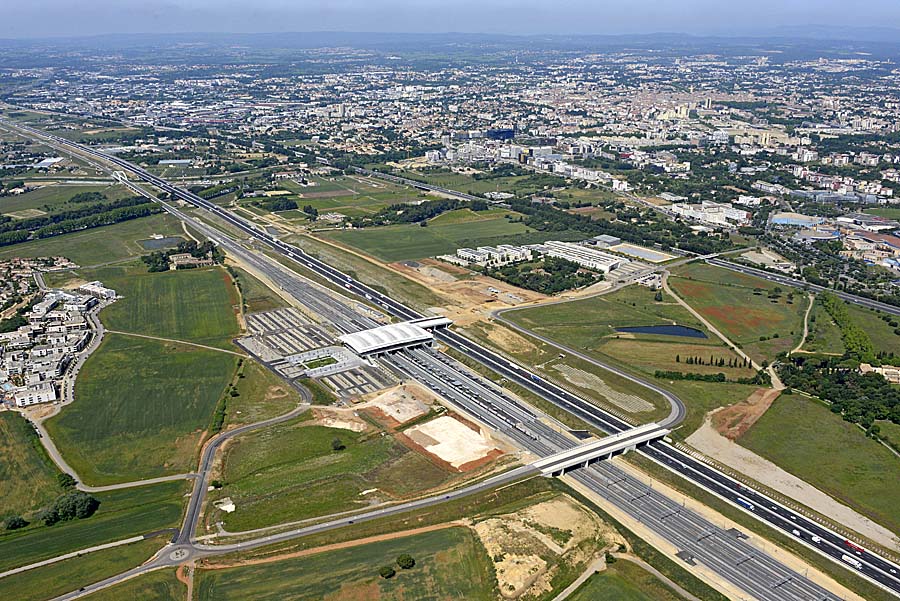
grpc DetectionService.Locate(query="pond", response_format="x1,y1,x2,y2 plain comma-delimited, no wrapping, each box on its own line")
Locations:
615,325,708,339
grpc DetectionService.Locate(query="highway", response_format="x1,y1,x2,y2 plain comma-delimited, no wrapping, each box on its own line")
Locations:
708,258,900,317
5,120,898,599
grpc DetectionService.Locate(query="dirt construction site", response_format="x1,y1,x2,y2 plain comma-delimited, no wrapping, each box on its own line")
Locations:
402,414,504,471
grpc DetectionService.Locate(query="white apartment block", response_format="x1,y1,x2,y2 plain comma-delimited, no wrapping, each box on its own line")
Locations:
671,201,750,227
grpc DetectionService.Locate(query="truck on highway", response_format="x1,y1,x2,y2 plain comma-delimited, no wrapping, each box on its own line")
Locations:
735,497,755,511
842,554,863,569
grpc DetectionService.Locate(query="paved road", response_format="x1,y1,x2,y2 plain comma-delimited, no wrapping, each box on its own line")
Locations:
8,121,898,599
709,258,900,317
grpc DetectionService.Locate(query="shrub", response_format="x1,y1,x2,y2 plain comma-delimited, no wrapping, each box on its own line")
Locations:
5,516,28,530
379,565,396,579
397,553,416,569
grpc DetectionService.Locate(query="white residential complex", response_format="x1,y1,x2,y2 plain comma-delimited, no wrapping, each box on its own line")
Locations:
456,244,533,266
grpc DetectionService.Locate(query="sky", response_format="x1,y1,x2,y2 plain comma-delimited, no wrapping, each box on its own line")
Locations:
3,0,900,39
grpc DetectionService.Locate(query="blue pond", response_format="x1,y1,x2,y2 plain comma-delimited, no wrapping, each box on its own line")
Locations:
615,325,708,339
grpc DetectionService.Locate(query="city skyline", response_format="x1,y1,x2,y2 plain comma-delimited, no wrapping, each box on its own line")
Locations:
4,0,900,40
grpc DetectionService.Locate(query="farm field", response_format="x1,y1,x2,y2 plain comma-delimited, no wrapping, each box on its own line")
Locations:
0,538,162,601
324,217,533,262
195,526,497,601
0,412,60,516
741,394,900,536
0,481,185,572
0,183,127,216
206,414,454,532
569,559,691,601
90,265,240,348
669,262,805,362
0,212,184,265
82,569,184,601
45,335,237,484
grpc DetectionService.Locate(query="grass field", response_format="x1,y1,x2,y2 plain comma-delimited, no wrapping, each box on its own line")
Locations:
802,297,845,354
82,568,184,601
195,526,497,601
226,359,301,425
569,559,690,601
669,263,805,362
845,303,900,355
92,265,240,348
0,183,128,215
283,234,444,310
46,335,237,484
229,265,286,313
741,394,900,536
0,538,162,601
0,412,61,517
325,217,533,262
0,481,185,572
0,212,184,265
501,286,759,435
865,207,900,220
209,415,453,532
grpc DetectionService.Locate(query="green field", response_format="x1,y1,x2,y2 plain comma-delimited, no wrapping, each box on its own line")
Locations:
226,358,301,426
845,303,900,355
865,207,900,220
196,526,497,601
741,394,900,535
82,568,184,601
802,297,845,354
569,559,690,601
325,217,533,262
0,183,128,216
208,415,453,532
229,265,286,313
0,212,184,265
0,412,61,517
0,538,163,601
92,265,240,348
281,234,444,310
501,285,759,435
46,335,237,484
0,481,184,572
669,263,805,362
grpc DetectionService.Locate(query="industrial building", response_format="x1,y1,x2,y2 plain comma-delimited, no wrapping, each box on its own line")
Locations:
528,240,627,273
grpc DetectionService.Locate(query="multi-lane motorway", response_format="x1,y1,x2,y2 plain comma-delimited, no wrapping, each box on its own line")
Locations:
5,120,900,600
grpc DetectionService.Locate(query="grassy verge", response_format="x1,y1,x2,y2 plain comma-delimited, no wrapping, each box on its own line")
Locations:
0,412,61,516
625,453,897,601
0,538,163,601
195,527,497,600
227,265,286,313
740,393,900,536
569,559,692,601
81,568,184,601
226,358,302,425
0,481,186,572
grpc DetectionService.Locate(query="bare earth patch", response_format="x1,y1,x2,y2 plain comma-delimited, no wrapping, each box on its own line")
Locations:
687,416,900,550
360,383,432,425
711,388,780,440
472,494,620,598
311,407,369,432
403,415,501,471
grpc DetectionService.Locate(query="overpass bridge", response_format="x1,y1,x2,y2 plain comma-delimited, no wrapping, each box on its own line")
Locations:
533,423,669,477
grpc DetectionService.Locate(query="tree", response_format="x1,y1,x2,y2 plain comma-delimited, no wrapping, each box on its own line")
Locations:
397,554,416,569
654,291,663,302
57,473,77,489
5,516,27,530
379,565,396,579
43,492,100,526
331,438,346,451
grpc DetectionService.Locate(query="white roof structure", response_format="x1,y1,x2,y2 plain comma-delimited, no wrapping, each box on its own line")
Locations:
339,322,434,356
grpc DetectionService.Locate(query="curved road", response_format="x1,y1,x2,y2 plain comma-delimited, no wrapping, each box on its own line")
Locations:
490,307,687,430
